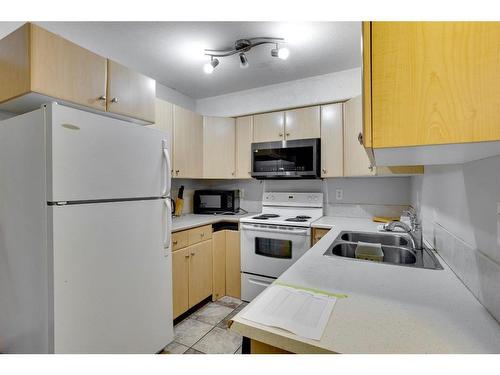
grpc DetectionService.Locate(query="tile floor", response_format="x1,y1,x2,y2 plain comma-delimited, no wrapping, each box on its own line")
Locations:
161,296,247,354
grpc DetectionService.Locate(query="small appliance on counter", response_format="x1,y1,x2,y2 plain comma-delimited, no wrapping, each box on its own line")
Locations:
193,189,240,215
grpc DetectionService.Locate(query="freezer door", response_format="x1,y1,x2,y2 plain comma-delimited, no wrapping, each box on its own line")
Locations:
49,199,173,353
46,103,171,202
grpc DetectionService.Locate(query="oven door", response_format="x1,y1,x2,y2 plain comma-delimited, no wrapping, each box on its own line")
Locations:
240,223,311,278
251,138,320,179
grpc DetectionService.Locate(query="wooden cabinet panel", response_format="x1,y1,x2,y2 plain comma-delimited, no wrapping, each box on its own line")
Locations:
30,24,108,111
106,59,156,122
203,116,236,179
235,116,253,179
212,231,226,301
312,228,330,246
362,22,373,150
172,230,188,252
225,230,241,299
253,111,285,142
188,240,213,308
344,96,376,177
173,105,203,178
0,23,31,103
187,225,212,246
172,247,190,319
152,99,174,173
320,103,343,178
285,106,320,140
371,22,500,148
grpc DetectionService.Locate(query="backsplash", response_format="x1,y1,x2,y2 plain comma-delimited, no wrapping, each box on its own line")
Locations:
411,155,500,323
172,176,411,217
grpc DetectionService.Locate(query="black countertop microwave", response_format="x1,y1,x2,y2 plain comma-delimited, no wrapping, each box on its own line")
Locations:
251,138,321,179
193,190,240,214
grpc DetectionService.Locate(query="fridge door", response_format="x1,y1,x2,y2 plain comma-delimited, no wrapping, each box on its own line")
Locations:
49,199,173,353
46,103,171,202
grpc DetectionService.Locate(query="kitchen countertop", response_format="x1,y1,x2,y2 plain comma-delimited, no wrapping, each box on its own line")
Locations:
172,212,257,232
230,216,500,353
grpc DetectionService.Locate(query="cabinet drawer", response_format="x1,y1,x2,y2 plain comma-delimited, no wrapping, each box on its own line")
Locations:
172,230,188,251
188,225,212,245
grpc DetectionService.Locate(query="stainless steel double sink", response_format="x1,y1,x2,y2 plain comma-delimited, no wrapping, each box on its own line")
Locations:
323,231,443,270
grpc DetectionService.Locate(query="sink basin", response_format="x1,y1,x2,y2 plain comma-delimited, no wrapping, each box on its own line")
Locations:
323,231,443,270
330,242,416,264
340,231,409,248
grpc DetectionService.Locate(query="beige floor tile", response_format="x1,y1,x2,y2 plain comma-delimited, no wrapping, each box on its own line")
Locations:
161,341,189,354
192,302,233,325
215,296,243,309
174,318,213,347
184,348,204,354
192,327,242,354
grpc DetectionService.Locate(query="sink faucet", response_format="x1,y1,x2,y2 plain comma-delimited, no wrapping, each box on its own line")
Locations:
383,209,423,250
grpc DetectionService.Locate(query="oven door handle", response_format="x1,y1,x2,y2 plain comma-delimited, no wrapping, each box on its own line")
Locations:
240,224,309,235
248,277,274,288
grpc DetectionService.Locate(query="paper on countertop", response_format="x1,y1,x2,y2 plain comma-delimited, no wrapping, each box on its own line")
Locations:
240,284,338,341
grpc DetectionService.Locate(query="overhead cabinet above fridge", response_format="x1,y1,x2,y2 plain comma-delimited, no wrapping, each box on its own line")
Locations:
0,23,156,123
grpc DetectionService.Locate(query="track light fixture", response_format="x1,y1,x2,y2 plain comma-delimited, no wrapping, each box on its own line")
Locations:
203,37,289,73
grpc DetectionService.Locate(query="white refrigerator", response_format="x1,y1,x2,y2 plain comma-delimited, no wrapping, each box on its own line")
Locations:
0,103,173,353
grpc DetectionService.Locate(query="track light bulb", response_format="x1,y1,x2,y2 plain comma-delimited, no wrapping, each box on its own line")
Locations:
277,47,290,60
239,53,249,68
203,57,219,74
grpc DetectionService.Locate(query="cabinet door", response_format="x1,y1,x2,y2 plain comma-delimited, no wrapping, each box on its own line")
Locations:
320,103,343,177
106,59,156,123
343,96,376,177
285,106,320,140
312,228,330,246
371,22,500,148
235,116,253,179
203,116,236,178
188,240,213,308
212,231,226,301
30,24,107,111
253,111,284,142
152,99,174,173
172,247,190,319
225,230,241,299
173,105,203,178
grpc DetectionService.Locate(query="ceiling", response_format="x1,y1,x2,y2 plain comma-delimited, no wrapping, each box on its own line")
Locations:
0,22,361,99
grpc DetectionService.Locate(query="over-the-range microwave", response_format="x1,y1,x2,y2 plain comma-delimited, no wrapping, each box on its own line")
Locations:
251,138,321,179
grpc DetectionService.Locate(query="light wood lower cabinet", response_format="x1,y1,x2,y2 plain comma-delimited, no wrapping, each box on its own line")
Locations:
211,229,241,300
188,240,213,308
172,225,214,319
312,228,330,246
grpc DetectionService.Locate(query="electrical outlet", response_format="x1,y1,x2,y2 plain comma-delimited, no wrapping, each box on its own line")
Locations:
335,188,343,201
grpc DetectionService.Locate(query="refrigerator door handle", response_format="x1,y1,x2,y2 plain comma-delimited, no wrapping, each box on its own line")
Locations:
162,140,171,197
163,199,172,255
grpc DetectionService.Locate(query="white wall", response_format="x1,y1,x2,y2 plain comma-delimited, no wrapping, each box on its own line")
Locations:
411,155,500,322
195,68,361,117
156,83,196,112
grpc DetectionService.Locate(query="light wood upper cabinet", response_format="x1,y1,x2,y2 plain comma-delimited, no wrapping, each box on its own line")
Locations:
152,98,174,172
320,103,343,178
172,247,190,319
235,116,253,179
285,106,320,140
0,23,107,111
203,116,236,179
369,22,500,148
106,60,156,123
0,23,156,123
343,96,375,177
188,240,213,308
173,105,203,178
253,111,285,142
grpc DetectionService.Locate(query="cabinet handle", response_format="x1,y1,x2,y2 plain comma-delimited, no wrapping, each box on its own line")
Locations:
98,95,106,102
173,241,178,245
110,97,119,104
357,132,364,145
185,254,190,258
201,233,205,237
286,132,290,137
322,168,327,174
231,171,235,176
175,170,180,176
279,132,283,137
190,252,195,256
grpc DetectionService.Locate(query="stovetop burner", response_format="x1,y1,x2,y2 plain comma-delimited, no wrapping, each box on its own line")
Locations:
252,213,280,220
296,215,312,219
285,218,309,222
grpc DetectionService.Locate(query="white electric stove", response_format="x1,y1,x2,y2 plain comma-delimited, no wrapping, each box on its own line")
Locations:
239,192,324,301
